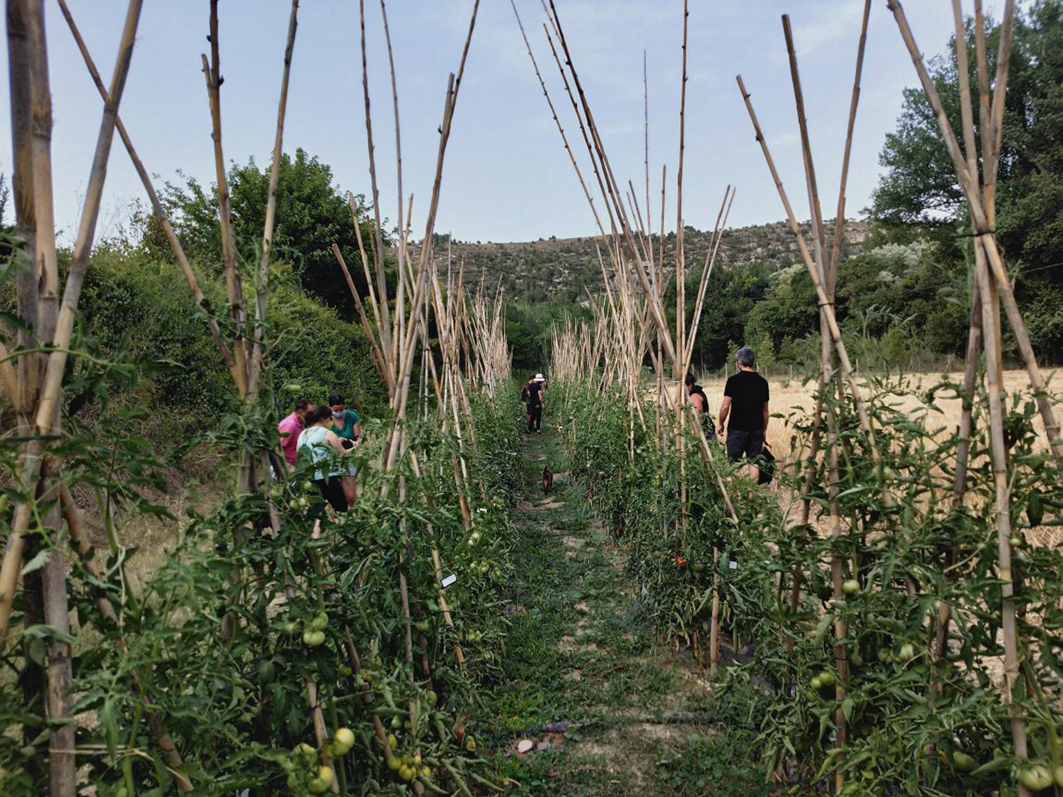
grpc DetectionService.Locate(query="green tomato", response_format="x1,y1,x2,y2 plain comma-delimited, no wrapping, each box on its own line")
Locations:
952,751,977,773
333,727,355,755
308,765,334,794
897,643,915,662
842,579,861,595
1018,763,1053,791
817,671,836,688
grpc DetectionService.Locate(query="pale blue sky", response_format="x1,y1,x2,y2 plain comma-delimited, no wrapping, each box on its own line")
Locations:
0,1,981,245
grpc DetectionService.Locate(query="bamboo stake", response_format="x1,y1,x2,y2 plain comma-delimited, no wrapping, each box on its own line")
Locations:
60,485,192,792
682,186,734,378
1,0,143,646
890,0,1032,779
202,0,250,398
935,0,984,676
358,0,394,379
781,17,848,782
34,0,143,434
7,0,39,422
334,243,389,381
249,0,301,397
736,75,880,462
888,0,1062,461
26,0,59,351
56,0,239,385
828,0,871,281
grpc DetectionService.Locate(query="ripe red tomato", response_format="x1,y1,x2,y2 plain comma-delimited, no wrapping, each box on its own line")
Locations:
675,556,687,568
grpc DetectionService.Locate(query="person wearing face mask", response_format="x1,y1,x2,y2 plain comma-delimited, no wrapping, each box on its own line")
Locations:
328,393,362,504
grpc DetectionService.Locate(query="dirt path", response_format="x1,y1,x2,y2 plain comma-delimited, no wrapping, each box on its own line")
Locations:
479,427,772,796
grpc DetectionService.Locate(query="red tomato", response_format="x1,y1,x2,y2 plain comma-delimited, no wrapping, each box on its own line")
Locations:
675,556,687,568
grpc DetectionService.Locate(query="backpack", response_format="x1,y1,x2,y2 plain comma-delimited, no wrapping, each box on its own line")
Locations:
758,444,776,486
520,385,530,404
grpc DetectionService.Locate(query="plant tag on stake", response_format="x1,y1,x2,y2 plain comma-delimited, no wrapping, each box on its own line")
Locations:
440,574,457,589
729,560,738,570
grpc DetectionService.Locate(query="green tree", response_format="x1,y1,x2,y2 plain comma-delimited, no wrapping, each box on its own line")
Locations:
871,0,1063,358
149,149,389,311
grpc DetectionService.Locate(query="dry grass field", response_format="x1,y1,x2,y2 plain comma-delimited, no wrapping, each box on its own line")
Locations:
698,369,1060,461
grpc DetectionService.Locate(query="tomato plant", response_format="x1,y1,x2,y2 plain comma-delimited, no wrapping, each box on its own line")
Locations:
553,375,1063,795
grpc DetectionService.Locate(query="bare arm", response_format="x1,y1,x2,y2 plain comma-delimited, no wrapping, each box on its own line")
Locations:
326,430,352,456
763,402,770,433
717,396,732,437
353,420,363,442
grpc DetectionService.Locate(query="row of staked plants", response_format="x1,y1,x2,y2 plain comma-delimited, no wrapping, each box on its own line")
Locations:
551,373,1063,796
0,350,523,796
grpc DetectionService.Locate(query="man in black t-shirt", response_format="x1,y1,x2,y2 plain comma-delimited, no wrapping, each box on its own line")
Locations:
716,347,770,480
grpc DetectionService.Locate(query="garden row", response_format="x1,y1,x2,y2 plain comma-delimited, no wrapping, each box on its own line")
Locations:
550,374,1063,795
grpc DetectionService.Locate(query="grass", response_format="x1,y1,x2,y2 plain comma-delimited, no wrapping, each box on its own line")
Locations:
476,424,773,795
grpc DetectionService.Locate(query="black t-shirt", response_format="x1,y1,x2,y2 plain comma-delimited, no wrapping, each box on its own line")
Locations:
525,382,543,406
723,370,769,432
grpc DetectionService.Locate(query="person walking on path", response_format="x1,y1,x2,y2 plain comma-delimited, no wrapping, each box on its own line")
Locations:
521,373,546,434
716,347,770,481
278,398,314,469
298,405,354,513
328,393,362,504
684,373,716,435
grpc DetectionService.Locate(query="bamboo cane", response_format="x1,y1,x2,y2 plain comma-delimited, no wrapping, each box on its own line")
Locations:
888,0,1062,461
7,0,40,422
736,75,880,463
202,0,250,398
34,0,143,434
60,485,192,792
935,0,985,678
358,0,394,379
781,17,848,782
56,0,239,386
26,0,58,351
0,0,143,646
249,0,301,398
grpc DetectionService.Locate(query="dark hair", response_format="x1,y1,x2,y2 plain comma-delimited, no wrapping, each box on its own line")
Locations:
305,406,332,426
736,347,756,367
328,393,344,406
295,398,312,412
684,373,695,388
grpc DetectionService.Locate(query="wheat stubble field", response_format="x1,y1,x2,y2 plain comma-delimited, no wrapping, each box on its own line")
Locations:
699,369,1059,459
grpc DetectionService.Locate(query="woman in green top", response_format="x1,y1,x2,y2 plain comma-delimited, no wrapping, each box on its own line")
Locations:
296,406,352,512
328,393,362,503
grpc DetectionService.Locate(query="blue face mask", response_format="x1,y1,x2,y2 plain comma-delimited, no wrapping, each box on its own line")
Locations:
332,411,344,419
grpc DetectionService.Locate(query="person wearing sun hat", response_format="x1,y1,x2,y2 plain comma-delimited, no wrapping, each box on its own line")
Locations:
521,373,546,433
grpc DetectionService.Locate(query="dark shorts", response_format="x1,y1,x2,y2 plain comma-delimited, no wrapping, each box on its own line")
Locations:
726,429,765,463
314,476,348,512
527,403,542,430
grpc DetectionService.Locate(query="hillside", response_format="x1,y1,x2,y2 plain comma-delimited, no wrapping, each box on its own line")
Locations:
417,219,869,303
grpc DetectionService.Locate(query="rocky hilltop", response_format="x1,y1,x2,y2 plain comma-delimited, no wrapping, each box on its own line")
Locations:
413,220,869,303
